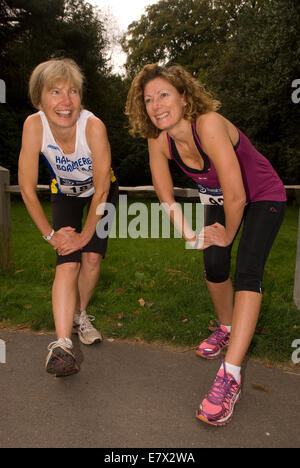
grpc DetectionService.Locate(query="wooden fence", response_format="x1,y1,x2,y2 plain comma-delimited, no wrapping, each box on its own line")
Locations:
0,166,11,272
1,165,300,309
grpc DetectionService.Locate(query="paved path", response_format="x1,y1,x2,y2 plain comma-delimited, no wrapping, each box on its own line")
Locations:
0,329,299,448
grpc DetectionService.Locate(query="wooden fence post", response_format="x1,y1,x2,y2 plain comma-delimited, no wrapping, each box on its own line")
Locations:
0,166,12,273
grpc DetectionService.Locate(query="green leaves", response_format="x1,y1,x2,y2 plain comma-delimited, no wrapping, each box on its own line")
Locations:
122,0,300,184
122,0,226,77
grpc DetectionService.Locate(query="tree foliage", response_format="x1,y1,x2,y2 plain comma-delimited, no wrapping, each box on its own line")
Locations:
0,0,299,186
122,0,228,79
209,0,300,182
122,0,300,184
0,0,109,106
0,0,152,186
0,0,111,182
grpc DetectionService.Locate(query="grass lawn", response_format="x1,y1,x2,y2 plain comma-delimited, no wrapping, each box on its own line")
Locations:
0,197,299,363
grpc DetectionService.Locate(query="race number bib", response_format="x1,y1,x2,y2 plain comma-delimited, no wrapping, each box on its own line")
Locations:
59,177,94,196
197,184,224,206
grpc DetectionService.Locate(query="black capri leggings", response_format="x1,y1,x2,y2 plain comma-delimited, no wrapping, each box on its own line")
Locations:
203,201,286,293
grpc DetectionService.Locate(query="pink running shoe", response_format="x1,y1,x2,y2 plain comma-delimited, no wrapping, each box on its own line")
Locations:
196,360,241,426
196,321,230,359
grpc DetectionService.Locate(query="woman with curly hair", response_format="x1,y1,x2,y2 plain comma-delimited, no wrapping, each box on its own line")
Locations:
126,63,286,426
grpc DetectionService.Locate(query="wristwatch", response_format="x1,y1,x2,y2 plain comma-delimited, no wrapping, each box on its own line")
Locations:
43,229,55,242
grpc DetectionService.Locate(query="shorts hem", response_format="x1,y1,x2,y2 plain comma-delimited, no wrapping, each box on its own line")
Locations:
234,287,263,294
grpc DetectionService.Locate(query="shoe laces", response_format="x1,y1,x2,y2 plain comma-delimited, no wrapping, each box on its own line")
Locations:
79,314,96,332
206,324,228,346
206,361,237,406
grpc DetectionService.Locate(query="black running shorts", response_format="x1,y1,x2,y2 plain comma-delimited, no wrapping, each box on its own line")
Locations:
203,201,286,293
51,181,119,266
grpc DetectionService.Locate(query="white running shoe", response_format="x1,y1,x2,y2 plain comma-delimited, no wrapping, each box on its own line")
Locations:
45,338,79,377
73,311,103,345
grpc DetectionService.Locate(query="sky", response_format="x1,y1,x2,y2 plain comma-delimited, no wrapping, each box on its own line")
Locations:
87,0,159,73
88,0,159,30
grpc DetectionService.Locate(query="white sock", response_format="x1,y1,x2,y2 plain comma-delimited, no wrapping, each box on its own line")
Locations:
221,324,231,333
58,337,73,349
74,310,86,322
74,313,81,324
223,362,241,383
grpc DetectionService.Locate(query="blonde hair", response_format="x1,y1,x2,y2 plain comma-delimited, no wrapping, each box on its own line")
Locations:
29,58,84,109
125,63,221,139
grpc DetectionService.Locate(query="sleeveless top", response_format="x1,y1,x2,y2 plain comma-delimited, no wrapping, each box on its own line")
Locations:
39,110,116,198
167,122,287,205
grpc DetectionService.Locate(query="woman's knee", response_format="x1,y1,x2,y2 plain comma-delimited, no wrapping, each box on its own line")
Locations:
56,261,81,278
204,247,231,283
81,252,102,269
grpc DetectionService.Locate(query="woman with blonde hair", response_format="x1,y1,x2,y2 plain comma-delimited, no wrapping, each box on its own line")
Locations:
19,58,118,377
126,63,286,426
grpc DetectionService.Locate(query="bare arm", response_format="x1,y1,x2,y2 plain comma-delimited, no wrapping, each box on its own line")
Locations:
18,115,53,237
82,117,112,243
57,117,112,255
148,136,196,243
197,113,246,247
18,115,74,250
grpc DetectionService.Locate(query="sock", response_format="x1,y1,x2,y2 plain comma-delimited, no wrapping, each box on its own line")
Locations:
223,362,241,383
74,313,81,324
221,324,231,333
58,337,73,348
64,337,73,348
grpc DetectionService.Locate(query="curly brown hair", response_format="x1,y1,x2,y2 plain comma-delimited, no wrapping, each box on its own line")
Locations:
125,63,221,139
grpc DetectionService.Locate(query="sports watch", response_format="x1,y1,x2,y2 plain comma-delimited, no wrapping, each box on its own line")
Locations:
43,229,55,242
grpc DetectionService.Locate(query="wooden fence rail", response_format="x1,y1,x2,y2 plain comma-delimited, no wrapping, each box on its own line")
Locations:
1,165,300,309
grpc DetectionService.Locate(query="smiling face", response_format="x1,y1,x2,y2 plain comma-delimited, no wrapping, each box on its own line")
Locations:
39,81,81,131
144,77,187,133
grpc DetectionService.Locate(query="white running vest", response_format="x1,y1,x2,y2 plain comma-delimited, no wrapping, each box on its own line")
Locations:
40,109,95,197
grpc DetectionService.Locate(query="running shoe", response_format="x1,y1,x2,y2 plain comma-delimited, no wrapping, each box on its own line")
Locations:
196,360,241,426
73,311,103,345
196,321,230,359
45,338,79,377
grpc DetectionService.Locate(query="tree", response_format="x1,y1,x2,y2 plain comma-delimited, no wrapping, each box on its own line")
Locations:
122,0,300,183
122,0,231,79
1,0,109,107
0,0,110,183
208,0,300,183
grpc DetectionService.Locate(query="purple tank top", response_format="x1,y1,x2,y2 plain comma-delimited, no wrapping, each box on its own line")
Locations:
167,122,286,205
